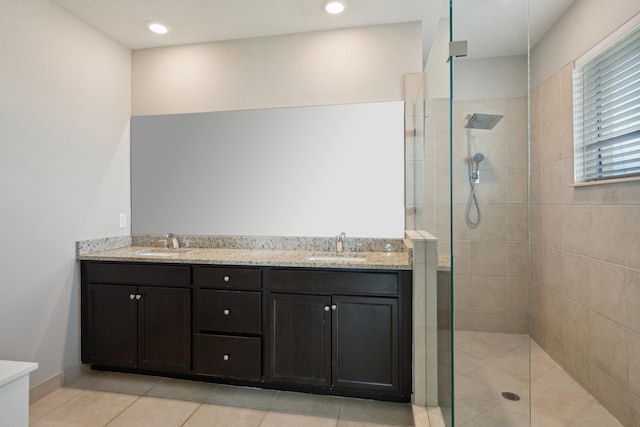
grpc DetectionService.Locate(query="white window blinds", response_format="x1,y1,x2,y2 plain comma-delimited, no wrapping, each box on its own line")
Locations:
573,24,640,182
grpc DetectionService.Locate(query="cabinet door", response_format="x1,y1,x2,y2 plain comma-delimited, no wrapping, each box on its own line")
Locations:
89,284,138,369
138,287,191,374
332,295,398,392
268,293,331,387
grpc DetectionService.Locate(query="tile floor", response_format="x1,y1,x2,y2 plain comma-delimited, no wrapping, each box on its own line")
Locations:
28,332,623,427
29,370,414,427
454,331,623,427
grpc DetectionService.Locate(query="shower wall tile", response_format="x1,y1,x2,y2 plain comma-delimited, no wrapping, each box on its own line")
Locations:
561,110,574,160
627,330,640,397
530,123,542,168
467,205,507,241
626,268,640,334
530,165,542,205
507,169,528,204
531,87,541,130
453,240,471,275
507,314,529,334
541,70,563,123
589,260,627,326
530,243,543,284
590,205,627,265
473,169,508,205
562,343,592,393
542,288,565,341
562,252,591,308
591,366,630,427
507,205,528,241
507,241,528,278
507,132,528,169
542,160,565,205
507,277,528,314
470,241,508,276
588,312,628,388
629,392,640,427
563,300,590,356
530,205,543,244
542,246,563,293
541,116,563,164
626,206,640,270
469,275,508,312
542,205,563,249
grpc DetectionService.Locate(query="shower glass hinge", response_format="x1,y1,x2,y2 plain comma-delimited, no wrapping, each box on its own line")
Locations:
448,40,468,62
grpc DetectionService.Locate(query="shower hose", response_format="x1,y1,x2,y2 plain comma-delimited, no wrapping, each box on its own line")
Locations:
465,180,481,226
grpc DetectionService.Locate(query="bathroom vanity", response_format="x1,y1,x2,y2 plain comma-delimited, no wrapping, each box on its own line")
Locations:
79,244,412,402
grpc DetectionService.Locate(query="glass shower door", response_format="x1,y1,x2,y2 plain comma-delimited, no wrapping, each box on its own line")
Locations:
450,1,531,425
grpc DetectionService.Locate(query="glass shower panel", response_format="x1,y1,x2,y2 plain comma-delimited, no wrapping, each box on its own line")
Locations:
451,1,530,426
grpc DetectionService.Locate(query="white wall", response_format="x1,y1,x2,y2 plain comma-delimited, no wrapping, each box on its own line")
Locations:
531,0,640,87
424,18,527,101
132,22,423,115
0,0,131,386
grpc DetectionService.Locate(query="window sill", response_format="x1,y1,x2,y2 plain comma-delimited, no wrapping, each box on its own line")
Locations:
572,175,640,187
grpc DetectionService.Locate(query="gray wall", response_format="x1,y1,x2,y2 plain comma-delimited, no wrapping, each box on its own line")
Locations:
0,0,131,386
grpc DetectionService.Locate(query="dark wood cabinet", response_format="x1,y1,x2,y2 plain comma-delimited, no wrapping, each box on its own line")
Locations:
81,260,411,401
137,286,191,373
88,284,137,369
269,293,332,387
192,265,263,381
332,295,398,392
265,268,411,400
83,262,191,374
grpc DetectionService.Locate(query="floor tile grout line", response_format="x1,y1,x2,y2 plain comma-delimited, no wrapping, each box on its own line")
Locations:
179,401,205,427
102,392,145,427
29,387,82,424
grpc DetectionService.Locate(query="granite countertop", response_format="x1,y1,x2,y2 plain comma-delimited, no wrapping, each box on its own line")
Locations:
77,246,412,270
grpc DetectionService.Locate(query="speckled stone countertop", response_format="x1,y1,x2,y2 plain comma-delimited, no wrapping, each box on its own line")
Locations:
77,245,411,270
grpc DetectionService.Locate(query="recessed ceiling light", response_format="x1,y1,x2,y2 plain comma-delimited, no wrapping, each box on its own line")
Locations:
323,0,347,15
147,21,169,34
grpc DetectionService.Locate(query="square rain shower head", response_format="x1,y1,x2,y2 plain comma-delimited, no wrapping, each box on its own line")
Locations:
465,113,503,130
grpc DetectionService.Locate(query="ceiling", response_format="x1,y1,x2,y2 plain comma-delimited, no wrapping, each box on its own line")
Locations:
51,0,576,61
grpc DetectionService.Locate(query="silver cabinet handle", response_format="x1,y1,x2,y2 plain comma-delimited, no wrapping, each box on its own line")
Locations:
324,306,330,312
135,294,142,300
223,309,230,315
223,354,229,361
331,304,337,311
129,294,135,300
223,275,230,282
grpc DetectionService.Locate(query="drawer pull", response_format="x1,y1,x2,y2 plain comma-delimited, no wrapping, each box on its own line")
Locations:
136,294,142,300
129,294,135,300
223,275,231,282
331,304,337,311
223,354,230,361
223,309,230,316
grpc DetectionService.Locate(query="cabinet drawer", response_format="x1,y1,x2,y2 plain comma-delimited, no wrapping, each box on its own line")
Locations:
194,266,261,289
86,262,191,287
194,334,261,380
196,290,261,334
268,269,398,295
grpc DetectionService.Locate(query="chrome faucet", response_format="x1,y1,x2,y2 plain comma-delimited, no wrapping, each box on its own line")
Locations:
336,232,346,253
164,233,179,249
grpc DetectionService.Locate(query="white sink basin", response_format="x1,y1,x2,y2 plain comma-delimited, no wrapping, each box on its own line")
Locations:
135,249,182,257
306,254,367,262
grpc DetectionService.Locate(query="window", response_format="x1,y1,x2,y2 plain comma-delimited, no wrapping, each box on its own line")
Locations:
573,23,640,183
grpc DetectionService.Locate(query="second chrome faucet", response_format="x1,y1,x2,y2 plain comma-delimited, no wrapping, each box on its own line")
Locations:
336,232,346,253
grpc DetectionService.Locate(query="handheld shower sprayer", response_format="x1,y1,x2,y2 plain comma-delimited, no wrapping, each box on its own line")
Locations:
471,153,484,184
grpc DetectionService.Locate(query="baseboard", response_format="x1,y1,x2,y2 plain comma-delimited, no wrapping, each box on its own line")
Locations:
29,363,91,404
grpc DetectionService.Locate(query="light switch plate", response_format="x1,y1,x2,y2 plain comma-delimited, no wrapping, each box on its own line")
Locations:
119,213,127,228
